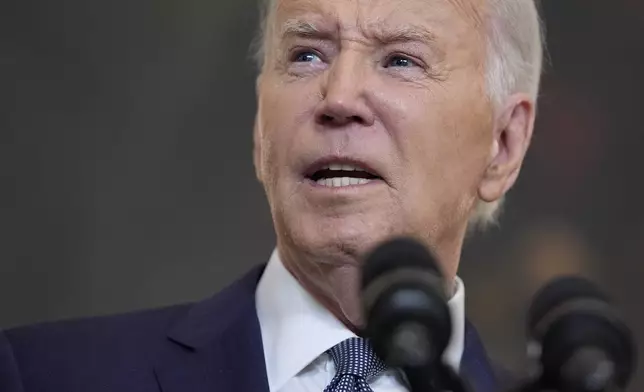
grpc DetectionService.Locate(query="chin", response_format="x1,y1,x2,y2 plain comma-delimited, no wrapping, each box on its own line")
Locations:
288,216,400,266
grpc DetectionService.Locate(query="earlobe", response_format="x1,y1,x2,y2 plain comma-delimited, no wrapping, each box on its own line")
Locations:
478,94,536,203
253,76,265,184
253,112,264,184
253,73,264,184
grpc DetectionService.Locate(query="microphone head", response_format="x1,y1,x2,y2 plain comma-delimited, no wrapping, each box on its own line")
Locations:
527,276,636,391
361,237,443,290
528,276,609,334
361,237,451,368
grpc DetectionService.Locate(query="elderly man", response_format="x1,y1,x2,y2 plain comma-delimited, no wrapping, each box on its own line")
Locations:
0,0,544,391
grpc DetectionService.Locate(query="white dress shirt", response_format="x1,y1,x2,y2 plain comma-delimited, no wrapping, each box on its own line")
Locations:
255,249,466,392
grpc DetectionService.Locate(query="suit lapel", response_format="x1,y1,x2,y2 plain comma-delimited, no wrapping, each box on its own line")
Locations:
460,321,498,392
154,265,270,392
152,263,499,392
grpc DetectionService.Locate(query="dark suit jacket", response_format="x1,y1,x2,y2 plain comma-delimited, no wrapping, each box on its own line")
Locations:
0,265,500,392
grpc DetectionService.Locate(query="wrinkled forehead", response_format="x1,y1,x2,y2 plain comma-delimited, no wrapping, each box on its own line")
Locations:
271,0,487,38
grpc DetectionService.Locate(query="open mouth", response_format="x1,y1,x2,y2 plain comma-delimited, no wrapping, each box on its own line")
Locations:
306,162,382,188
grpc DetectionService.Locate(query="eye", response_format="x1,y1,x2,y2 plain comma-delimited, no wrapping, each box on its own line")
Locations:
384,54,418,68
292,50,323,63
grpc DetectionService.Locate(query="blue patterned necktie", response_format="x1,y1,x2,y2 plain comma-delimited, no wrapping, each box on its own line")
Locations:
324,337,388,392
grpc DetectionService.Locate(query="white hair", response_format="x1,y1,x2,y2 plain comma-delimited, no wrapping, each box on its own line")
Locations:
472,0,545,230
252,0,545,230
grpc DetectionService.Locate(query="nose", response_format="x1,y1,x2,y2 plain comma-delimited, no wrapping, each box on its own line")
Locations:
315,53,375,128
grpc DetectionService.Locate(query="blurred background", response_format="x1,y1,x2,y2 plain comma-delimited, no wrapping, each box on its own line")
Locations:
2,0,643,390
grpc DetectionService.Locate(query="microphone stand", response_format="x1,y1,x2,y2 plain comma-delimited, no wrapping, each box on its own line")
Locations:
504,346,627,392
434,363,472,392
404,362,472,392
504,376,624,392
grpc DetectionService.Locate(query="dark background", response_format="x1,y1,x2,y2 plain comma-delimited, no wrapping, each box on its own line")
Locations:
3,0,644,390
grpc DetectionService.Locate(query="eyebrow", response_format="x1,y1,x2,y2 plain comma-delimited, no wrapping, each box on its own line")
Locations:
369,24,438,46
280,19,331,40
279,19,438,46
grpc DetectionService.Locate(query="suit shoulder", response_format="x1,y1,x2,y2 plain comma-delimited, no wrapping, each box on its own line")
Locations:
3,304,192,360
1,305,195,391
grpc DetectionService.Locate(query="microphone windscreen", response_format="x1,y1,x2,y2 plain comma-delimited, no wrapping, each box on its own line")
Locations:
361,237,442,290
528,276,610,334
526,276,636,390
361,237,452,369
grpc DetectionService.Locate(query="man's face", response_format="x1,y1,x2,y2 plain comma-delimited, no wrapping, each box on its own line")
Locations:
255,0,497,272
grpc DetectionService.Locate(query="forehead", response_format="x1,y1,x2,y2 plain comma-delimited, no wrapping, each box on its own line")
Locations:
272,0,486,34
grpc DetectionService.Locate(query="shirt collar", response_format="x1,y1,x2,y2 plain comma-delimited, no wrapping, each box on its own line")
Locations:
255,248,465,392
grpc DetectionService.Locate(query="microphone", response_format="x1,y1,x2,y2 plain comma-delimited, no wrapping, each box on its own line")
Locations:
361,237,467,392
526,276,637,392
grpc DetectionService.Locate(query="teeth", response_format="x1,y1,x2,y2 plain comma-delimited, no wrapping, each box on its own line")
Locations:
315,177,373,187
323,163,361,172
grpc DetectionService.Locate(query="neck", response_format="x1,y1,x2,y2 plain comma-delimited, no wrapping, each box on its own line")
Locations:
277,235,464,332
278,245,362,331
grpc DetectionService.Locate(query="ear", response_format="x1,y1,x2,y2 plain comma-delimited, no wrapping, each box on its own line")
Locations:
253,77,264,184
253,114,263,184
478,94,536,202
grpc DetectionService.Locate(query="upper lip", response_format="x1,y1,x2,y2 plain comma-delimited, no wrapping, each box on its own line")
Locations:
303,156,384,181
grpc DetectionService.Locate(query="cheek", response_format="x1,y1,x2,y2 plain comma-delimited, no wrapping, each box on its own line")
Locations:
257,79,320,183
390,82,493,223
258,89,297,170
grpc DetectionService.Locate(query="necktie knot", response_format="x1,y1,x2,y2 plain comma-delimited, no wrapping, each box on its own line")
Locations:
328,337,387,382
